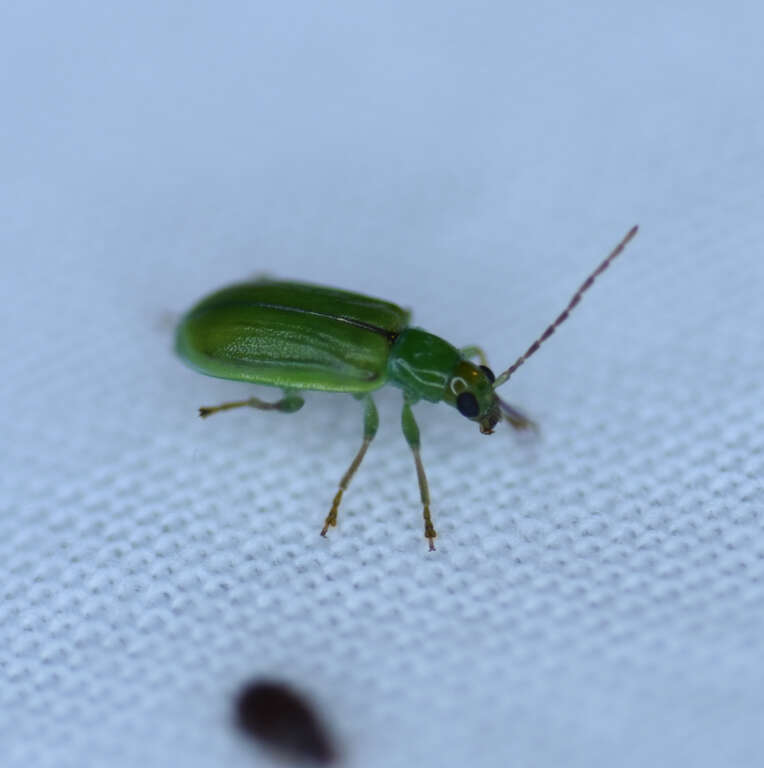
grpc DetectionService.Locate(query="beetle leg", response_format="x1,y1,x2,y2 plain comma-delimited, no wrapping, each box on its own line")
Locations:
198,391,304,418
321,394,379,538
459,345,489,366
401,398,436,551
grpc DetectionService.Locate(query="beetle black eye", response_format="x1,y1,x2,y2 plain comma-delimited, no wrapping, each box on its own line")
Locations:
456,392,479,418
479,365,495,384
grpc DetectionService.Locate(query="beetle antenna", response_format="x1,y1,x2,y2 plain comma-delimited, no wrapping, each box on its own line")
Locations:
497,396,538,431
493,225,638,389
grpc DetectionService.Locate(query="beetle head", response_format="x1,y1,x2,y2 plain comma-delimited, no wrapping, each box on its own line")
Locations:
444,361,501,434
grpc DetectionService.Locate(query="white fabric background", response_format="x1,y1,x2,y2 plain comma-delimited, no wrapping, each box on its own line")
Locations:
2,2,763,766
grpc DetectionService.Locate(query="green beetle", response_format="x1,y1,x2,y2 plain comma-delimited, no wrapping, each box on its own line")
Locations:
176,226,638,550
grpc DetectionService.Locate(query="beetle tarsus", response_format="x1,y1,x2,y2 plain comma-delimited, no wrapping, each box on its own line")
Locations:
321,491,342,536
423,505,437,551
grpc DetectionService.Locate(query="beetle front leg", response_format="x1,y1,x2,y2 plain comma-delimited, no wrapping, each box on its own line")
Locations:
321,394,379,538
459,345,489,366
401,398,436,551
198,391,304,418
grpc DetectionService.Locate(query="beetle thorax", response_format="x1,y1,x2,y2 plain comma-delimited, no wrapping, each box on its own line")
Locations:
386,328,463,403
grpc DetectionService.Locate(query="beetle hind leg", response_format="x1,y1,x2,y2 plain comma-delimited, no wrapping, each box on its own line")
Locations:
321,394,379,539
198,391,304,418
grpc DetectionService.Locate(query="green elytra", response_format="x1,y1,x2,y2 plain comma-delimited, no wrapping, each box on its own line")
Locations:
176,226,638,550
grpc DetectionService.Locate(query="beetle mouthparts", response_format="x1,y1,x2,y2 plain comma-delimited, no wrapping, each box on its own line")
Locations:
480,401,501,434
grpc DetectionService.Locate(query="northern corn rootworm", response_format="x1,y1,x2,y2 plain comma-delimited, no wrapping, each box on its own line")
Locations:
176,226,638,550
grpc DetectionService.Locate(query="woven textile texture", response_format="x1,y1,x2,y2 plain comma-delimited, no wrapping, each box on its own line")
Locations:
2,3,763,767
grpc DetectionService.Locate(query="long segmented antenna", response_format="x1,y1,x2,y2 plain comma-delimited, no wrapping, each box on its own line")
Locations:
493,225,638,389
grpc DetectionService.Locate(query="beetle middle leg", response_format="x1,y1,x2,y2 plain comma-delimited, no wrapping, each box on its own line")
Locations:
198,391,304,418
321,394,379,538
401,397,437,551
